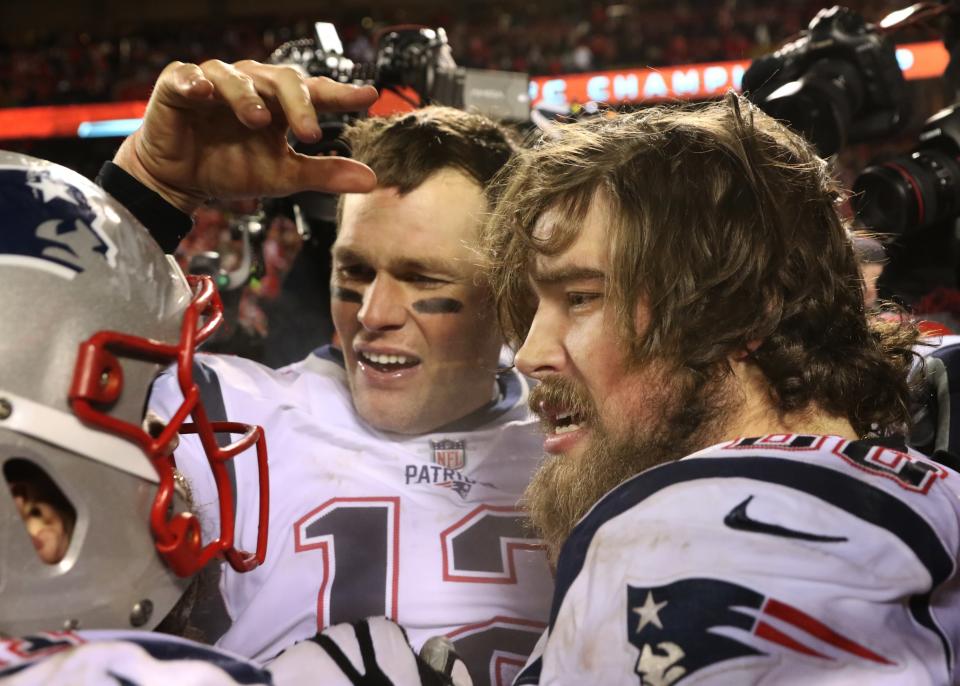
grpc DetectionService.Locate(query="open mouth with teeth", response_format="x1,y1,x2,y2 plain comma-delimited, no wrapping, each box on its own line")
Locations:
357,351,421,373
550,410,586,435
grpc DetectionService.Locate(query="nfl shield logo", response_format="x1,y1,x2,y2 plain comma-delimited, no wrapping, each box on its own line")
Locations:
431,439,466,470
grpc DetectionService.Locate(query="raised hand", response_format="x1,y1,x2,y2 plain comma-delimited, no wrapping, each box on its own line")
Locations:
113,59,379,213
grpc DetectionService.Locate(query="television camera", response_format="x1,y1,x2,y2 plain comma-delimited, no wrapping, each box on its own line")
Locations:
744,1,960,288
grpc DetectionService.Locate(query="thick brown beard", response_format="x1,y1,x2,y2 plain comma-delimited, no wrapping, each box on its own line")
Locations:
524,366,738,567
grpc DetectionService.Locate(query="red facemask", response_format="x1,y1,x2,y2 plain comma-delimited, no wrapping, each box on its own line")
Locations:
68,275,269,576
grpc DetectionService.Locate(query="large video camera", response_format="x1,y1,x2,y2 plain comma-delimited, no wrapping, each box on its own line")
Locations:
270,22,530,123
264,21,529,242
743,5,909,158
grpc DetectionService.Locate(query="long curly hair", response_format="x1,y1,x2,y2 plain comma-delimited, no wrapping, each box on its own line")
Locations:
484,93,919,436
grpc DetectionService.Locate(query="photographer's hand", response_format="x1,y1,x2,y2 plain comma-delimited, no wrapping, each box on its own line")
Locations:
113,60,378,214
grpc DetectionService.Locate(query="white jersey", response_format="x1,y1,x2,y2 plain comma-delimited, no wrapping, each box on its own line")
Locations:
0,631,272,685
516,434,960,685
0,621,429,686
149,346,553,685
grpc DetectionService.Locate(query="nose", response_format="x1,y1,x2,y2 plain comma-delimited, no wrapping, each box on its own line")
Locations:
514,308,565,379
357,274,407,332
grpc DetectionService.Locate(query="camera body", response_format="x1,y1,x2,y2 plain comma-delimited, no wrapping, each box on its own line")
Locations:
270,23,530,123
267,22,530,239
743,5,909,157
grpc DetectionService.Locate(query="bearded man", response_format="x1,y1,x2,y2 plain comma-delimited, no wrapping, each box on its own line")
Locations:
484,94,960,685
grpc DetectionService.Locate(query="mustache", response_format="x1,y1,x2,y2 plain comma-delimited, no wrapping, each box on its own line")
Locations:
528,376,597,424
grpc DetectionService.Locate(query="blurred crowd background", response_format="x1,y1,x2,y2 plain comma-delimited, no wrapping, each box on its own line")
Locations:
0,0,930,107
3,0,958,362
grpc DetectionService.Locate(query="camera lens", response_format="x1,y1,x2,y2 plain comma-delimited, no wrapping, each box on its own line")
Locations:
760,59,862,157
853,149,960,236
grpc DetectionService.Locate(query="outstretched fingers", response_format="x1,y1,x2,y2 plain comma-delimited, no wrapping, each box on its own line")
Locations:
150,61,215,108
232,62,379,143
196,59,273,129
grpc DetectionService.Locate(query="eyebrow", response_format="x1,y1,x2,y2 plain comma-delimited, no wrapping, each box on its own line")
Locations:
331,246,366,264
332,246,461,278
531,265,606,286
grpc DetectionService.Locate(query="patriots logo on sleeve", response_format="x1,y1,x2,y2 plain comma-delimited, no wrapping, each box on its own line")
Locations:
0,168,116,279
0,631,86,666
626,578,894,685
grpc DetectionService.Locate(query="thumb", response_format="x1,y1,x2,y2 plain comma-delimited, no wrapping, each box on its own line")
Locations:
281,155,378,197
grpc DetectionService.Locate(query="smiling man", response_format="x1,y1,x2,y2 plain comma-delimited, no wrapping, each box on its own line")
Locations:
484,94,960,684
331,118,506,435
109,60,552,686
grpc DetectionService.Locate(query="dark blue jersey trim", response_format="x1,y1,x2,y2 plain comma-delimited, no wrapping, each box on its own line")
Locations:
551,451,956,671
0,664,28,678
182,360,237,643
309,345,525,431
0,635,271,684
313,343,344,367
513,656,542,685
117,635,271,684
108,672,137,686
434,367,524,433
191,360,237,502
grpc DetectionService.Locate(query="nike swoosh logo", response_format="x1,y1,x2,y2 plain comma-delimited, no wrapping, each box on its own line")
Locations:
724,495,848,542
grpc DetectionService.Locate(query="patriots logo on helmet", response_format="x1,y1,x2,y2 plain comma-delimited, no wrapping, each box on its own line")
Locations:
626,578,894,685
0,168,117,279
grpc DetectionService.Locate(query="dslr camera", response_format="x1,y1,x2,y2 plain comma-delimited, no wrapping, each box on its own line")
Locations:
743,5,909,157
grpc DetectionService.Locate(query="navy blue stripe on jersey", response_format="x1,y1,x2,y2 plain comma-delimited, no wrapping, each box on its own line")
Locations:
550,454,956,671
0,663,28,678
513,655,543,685
309,344,525,431
313,343,345,367
185,360,238,644
192,360,237,502
435,367,524,432
0,636,271,684
116,635,272,684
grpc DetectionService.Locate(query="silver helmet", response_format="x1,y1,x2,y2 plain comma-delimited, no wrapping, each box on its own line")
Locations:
0,151,269,635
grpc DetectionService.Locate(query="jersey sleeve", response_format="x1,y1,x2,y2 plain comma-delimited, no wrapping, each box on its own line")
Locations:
0,632,271,686
532,453,959,686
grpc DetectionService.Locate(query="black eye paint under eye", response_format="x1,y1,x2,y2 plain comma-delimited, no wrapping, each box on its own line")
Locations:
332,286,363,304
413,297,463,314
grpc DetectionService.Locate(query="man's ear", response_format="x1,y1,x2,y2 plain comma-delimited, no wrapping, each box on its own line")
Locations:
732,339,763,361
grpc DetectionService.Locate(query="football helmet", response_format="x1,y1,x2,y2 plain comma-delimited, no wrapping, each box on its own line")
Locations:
0,151,268,635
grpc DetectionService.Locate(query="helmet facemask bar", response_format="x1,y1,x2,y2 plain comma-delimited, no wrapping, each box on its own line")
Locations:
68,275,269,577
